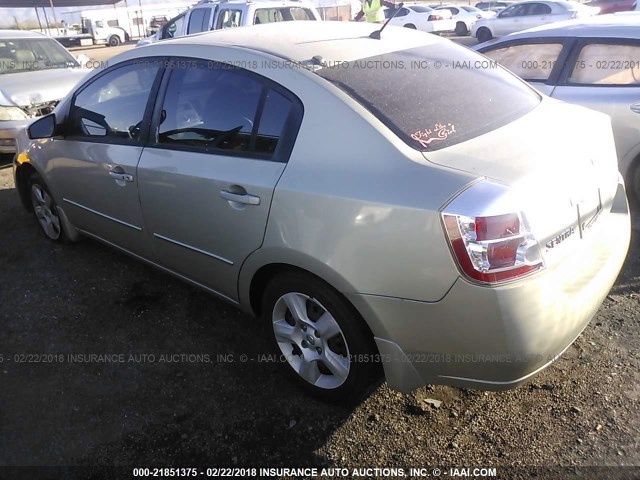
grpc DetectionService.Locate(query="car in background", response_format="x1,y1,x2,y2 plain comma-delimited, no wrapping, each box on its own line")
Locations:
384,4,455,33
585,0,635,14
0,30,87,158
146,16,168,37
476,13,640,203
137,0,320,47
475,1,516,13
14,22,630,402
472,0,599,42
434,4,496,35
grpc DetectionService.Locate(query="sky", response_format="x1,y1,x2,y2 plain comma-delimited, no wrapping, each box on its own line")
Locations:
0,0,193,28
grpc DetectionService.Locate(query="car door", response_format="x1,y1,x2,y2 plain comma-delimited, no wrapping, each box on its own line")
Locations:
522,2,553,30
137,59,302,302
551,40,640,172
45,60,163,257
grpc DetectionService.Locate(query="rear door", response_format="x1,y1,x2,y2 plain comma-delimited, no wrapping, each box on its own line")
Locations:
522,2,553,30
492,4,527,36
137,59,303,302
550,39,640,168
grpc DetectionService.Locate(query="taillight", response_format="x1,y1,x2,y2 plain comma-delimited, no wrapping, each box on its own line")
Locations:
442,211,543,284
428,14,444,20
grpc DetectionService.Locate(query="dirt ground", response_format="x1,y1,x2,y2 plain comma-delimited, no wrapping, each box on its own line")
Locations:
0,164,638,479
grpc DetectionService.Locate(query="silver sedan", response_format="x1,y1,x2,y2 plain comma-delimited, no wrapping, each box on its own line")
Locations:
475,13,640,205
14,22,630,403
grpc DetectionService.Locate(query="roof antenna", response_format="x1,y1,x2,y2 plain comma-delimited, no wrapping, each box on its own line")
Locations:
369,2,404,39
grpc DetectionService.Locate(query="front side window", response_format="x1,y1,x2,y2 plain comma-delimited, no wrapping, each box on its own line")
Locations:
0,38,78,74
217,10,243,29
526,3,552,14
317,44,539,151
162,14,185,39
68,61,160,142
157,61,294,157
568,43,640,85
483,42,563,81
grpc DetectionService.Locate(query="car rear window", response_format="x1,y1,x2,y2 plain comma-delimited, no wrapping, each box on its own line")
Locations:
316,44,540,151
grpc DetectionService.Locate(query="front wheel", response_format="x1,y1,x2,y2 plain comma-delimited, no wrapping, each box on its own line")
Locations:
108,35,121,47
476,27,492,43
28,172,68,242
262,272,381,404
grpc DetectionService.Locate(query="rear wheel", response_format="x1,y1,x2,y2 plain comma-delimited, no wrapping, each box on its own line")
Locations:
476,27,492,43
28,172,68,242
455,21,468,35
108,35,121,47
404,23,417,29
262,272,381,404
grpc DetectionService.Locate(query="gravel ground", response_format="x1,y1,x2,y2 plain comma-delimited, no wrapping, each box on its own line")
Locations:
0,164,638,479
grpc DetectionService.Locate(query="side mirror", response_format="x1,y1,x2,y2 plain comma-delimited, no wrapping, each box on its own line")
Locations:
28,113,56,139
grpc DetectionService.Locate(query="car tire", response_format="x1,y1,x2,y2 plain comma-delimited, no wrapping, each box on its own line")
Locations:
28,172,69,243
108,35,121,47
404,23,417,29
476,27,492,43
262,272,381,404
455,21,468,36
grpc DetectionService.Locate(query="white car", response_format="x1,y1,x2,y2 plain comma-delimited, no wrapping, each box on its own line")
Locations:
472,0,599,42
434,4,496,35
384,4,455,33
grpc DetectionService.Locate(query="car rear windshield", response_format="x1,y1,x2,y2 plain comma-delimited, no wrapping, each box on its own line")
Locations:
316,44,540,151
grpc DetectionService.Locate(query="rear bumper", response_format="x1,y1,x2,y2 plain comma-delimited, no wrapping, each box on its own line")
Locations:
348,181,631,392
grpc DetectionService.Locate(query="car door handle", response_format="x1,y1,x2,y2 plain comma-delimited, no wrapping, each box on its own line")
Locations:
631,102,640,114
109,171,134,182
220,190,261,205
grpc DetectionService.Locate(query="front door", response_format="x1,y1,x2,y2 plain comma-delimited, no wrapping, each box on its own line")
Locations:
47,60,162,257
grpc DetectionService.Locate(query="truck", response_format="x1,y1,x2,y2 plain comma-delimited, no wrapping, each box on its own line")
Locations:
137,0,321,47
55,18,130,48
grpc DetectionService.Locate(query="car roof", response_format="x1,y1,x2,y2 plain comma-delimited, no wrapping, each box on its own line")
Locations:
140,21,442,63
0,30,47,39
482,12,640,43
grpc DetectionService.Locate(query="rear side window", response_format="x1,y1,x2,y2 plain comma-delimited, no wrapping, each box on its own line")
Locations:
317,45,540,151
217,9,242,29
157,61,296,158
568,43,640,85
483,43,563,81
254,7,315,23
